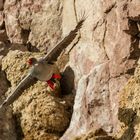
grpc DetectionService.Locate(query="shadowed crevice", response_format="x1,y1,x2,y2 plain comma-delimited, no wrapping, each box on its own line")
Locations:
118,108,139,140
60,66,75,95
13,113,24,140
124,18,140,75
21,29,31,44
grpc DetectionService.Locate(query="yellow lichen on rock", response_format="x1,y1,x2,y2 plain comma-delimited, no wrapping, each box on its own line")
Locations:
2,50,42,86
117,63,140,140
2,50,71,139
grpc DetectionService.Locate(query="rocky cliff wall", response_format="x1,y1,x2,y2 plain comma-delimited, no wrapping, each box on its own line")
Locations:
61,0,140,139
0,0,140,139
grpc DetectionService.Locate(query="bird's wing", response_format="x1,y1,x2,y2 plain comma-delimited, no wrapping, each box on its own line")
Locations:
0,74,37,108
43,18,85,62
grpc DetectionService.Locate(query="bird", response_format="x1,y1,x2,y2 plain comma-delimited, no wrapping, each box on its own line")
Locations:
0,17,85,109
27,57,61,90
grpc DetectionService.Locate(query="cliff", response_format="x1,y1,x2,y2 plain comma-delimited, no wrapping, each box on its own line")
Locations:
0,0,140,140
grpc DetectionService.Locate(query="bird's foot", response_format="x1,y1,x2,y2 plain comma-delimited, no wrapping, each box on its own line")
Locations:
47,80,55,90
46,74,61,94
46,78,61,97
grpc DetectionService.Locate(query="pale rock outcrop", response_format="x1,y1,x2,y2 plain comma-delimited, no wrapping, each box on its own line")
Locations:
71,57,140,140
2,50,73,139
61,0,140,139
0,11,4,29
0,0,140,139
128,1,140,20
0,0,4,10
4,0,62,51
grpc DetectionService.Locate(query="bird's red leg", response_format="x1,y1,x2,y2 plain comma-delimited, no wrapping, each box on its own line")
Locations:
47,74,61,91
47,80,55,90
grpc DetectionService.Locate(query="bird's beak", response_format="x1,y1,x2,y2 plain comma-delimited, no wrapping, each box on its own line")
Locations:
27,59,32,66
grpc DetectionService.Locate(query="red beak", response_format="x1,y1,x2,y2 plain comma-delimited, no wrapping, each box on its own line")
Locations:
27,59,32,66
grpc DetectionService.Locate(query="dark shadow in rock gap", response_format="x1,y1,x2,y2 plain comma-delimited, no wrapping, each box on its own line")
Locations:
60,66,76,133
2,70,11,87
60,66,75,95
21,29,30,44
13,113,24,140
118,108,139,140
0,21,5,30
26,42,40,52
129,20,140,60
124,18,140,75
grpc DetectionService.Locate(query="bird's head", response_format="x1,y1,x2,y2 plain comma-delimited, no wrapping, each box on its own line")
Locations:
27,58,38,66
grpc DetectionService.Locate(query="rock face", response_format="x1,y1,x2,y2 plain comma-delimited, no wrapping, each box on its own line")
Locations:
69,58,140,140
2,50,72,140
0,57,16,140
0,0,17,138
61,0,140,139
0,108,16,140
73,128,115,140
0,0,140,139
117,61,140,140
4,0,62,51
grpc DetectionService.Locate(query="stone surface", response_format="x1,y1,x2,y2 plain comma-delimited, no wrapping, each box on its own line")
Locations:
0,11,4,29
0,30,8,42
114,59,140,140
4,0,63,51
0,42,9,56
0,0,4,10
2,50,73,140
0,0,140,139
73,128,115,140
127,1,140,20
0,57,16,140
61,0,140,139
0,108,17,140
